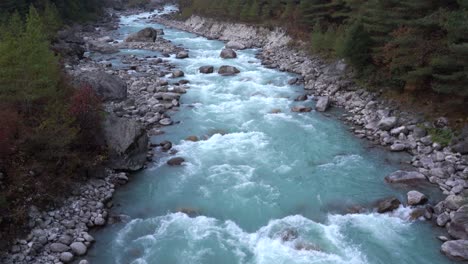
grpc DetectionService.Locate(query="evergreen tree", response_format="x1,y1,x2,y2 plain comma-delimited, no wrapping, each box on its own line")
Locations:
341,20,372,74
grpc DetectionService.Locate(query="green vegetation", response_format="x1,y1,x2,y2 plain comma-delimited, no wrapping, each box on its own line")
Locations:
178,0,468,98
428,127,454,146
0,0,104,247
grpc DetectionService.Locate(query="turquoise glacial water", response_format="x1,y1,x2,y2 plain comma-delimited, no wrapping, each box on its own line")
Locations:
88,7,453,264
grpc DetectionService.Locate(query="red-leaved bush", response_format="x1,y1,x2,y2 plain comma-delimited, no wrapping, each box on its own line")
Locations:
69,85,103,146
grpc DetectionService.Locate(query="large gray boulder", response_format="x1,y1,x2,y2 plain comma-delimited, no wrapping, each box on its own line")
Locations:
125,27,158,42
74,71,127,102
385,170,426,184
441,240,468,261
407,190,427,206
226,41,246,50
218,66,240,76
103,115,148,171
315,96,330,112
449,205,468,239
378,117,398,131
220,48,237,59
199,66,214,74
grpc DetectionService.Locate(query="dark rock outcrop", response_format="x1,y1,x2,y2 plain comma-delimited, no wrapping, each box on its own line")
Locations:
199,66,214,74
74,71,127,102
103,115,148,171
376,197,401,213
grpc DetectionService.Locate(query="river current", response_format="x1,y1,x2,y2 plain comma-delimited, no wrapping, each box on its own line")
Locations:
88,6,453,264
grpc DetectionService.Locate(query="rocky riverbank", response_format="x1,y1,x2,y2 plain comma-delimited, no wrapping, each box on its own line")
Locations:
0,7,190,264
154,15,468,261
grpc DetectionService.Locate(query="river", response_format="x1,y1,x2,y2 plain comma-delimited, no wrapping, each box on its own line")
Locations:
88,7,453,264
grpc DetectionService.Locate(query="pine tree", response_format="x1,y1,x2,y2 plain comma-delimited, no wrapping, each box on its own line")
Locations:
341,20,372,74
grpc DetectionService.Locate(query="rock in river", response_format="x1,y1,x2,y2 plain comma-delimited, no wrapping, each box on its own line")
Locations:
218,65,240,76
167,157,185,166
385,170,426,184
315,96,330,112
376,197,401,213
103,115,149,171
199,66,214,74
176,51,189,59
220,48,237,59
125,27,158,42
407,190,427,206
172,70,185,78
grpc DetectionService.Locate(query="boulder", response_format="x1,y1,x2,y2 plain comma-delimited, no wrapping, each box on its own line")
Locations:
218,66,240,76
103,115,149,171
441,240,468,261
448,205,468,240
291,106,312,113
60,252,74,263
199,66,214,74
452,141,468,155
315,96,330,112
70,242,87,256
125,27,157,42
88,41,119,54
377,117,398,131
220,48,237,59
445,195,468,211
376,197,401,213
385,170,426,184
155,29,164,35
176,51,189,59
74,71,127,102
50,243,70,253
172,70,184,78
167,157,185,166
407,190,427,206
226,41,246,50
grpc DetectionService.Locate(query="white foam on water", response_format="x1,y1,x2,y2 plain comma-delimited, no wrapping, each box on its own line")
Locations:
114,214,372,264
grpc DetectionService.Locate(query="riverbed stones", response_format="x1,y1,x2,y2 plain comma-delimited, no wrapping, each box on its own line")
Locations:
159,118,173,126
125,27,158,42
220,48,237,59
407,190,427,206
199,66,214,74
377,197,401,213
385,170,426,184
315,96,330,112
176,51,189,59
167,157,185,166
218,65,240,76
70,242,87,256
437,212,451,227
441,240,468,261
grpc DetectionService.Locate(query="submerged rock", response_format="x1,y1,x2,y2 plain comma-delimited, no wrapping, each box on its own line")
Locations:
103,115,149,171
167,157,185,166
176,208,200,217
291,106,312,113
385,170,426,184
220,48,237,59
199,66,214,74
125,27,158,42
176,51,189,59
218,65,240,76
441,240,468,261
376,197,401,213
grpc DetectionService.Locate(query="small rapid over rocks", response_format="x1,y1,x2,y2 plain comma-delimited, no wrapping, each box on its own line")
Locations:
86,7,455,264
